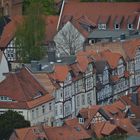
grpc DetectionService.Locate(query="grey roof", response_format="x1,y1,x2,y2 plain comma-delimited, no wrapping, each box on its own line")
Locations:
88,29,130,39
25,55,76,73
95,60,107,74
88,29,140,42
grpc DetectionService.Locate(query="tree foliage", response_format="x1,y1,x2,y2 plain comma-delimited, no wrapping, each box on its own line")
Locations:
0,110,30,140
15,1,46,63
23,0,56,15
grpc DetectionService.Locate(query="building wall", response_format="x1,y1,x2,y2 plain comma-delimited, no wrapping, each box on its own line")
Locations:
0,108,29,120
0,52,9,82
4,40,16,62
29,100,55,126
54,21,85,56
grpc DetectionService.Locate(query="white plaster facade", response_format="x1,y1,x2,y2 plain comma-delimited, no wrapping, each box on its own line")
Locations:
0,99,55,126
0,51,9,82
54,21,85,56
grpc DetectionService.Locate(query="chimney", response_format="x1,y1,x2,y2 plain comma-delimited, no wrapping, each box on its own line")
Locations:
83,40,88,51
47,41,56,62
131,92,139,106
31,60,42,71
120,33,126,41
31,60,38,68
110,117,115,124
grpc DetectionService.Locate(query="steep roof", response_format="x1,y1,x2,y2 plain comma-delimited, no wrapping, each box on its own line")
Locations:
0,68,53,109
33,73,56,93
122,38,140,60
49,64,70,82
0,16,22,49
0,15,58,49
10,126,47,140
61,1,140,30
44,125,91,140
100,50,122,69
45,16,59,43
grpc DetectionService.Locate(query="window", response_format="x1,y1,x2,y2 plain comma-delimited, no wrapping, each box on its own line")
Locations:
128,24,133,30
76,96,80,107
87,93,92,105
18,111,23,114
42,105,45,114
0,96,13,102
55,106,58,116
64,102,71,117
49,103,52,111
79,118,84,124
32,110,35,119
36,108,38,117
98,24,106,30
115,24,120,30
60,105,63,115
81,94,85,105
103,69,109,84
86,77,93,90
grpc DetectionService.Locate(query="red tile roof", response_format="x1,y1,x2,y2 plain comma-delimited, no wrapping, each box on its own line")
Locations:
120,95,140,119
100,50,122,69
122,38,140,60
71,19,89,38
44,125,91,140
0,15,58,49
0,68,53,109
93,121,127,138
10,124,91,140
27,93,54,109
45,16,59,43
33,73,56,93
76,50,96,72
49,64,70,82
65,118,79,127
0,16,23,49
10,126,47,140
61,2,140,30
116,118,140,136
89,37,140,61
101,122,118,136
0,101,28,109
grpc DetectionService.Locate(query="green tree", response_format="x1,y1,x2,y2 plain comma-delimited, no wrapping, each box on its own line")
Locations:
0,110,30,140
23,0,56,15
15,1,46,63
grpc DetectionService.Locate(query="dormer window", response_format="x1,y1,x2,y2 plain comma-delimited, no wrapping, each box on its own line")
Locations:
98,16,110,30
127,15,136,30
98,24,106,30
114,16,124,30
115,24,120,30
128,23,133,30
79,118,84,124
0,96,14,102
33,91,43,99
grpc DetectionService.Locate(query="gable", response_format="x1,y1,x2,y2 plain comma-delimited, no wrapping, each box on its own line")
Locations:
92,112,106,123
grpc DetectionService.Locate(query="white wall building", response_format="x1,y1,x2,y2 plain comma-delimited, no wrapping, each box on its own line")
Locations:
54,21,86,56
0,51,9,82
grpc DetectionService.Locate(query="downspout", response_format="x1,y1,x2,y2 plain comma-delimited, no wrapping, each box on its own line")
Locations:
137,15,140,30
56,0,65,31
